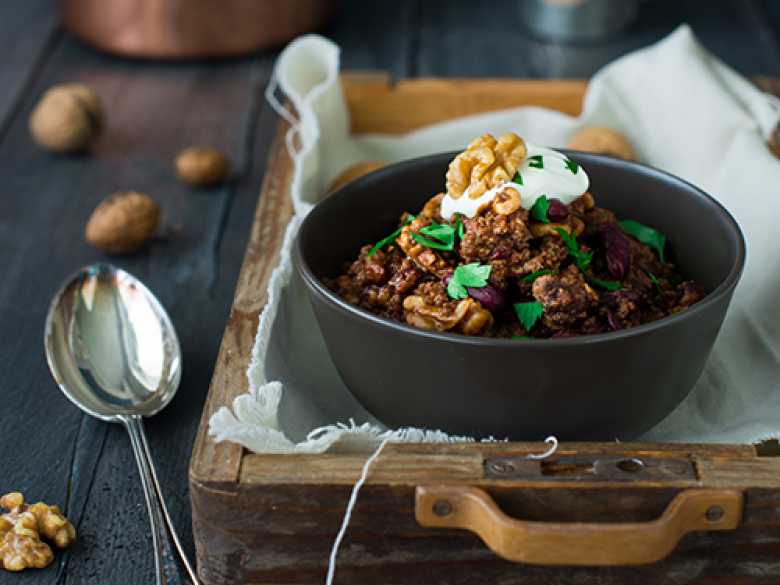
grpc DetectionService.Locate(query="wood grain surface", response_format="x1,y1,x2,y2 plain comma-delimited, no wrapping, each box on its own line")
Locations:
1,1,780,584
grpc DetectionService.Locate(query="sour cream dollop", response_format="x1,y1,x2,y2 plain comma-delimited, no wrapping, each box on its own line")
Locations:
439,144,589,220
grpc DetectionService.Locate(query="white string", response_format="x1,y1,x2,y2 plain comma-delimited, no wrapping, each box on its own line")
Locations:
325,435,391,585
324,434,558,584
526,435,559,460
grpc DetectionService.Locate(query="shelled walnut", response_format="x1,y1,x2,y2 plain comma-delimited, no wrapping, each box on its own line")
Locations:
567,126,636,161
446,133,527,200
0,492,75,572
327,160,385,193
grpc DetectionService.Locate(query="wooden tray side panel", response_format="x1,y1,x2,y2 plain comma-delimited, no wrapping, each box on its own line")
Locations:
191,482,780,585
344,75,587,134
189,119,294,486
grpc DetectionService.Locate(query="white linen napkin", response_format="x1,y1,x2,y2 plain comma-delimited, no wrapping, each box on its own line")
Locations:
209,25,780,453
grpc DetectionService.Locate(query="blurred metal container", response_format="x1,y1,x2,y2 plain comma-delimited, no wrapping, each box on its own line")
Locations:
60,0,332,59
519,0,640,43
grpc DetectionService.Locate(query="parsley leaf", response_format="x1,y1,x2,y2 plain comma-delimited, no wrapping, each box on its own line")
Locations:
619,219,667,263
530,195,551,223
646,270,664,293
528,155,544,169
367,215,415,257
556,227,593,272
514,301,544,331
521,269,554,283
564,159,579,174
412,222,456,251
447,262,491,299
512,335,531,340
512,172,524,186
455,214,465,240
588,276,621,291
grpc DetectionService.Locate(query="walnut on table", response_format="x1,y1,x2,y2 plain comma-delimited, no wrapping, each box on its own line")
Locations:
0,492,76,572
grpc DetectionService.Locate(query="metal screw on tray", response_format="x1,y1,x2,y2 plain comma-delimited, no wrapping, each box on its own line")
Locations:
433,500,453,517
44,263,199,585
706,506,725,522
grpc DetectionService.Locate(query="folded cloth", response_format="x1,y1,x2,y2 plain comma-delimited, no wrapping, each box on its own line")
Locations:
209,25,780,453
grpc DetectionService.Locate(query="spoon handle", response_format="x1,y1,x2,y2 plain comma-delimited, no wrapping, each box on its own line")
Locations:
123,415,199,585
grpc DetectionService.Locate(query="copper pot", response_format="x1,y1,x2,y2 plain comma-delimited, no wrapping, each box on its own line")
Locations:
60,0,332,59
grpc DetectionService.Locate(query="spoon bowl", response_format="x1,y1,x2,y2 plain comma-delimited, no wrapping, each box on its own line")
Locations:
45,263,181,421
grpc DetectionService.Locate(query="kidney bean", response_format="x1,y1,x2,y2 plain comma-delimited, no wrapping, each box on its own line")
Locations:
601,224,630,280
547,199,569,222
467,284,505,311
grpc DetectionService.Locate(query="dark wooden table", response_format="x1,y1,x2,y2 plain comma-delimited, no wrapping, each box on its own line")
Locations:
1,1,778,583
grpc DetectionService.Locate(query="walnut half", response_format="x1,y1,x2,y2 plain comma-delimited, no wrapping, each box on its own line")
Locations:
403,295,492,335
446,133,527,200
0,493,76,572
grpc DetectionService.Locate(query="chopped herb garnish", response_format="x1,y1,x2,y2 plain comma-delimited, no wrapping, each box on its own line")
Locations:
528,155,544,169
522,269,554,283
646,270,663,293
455,214,465,240
619,219,667,263
412,222,456,251
556,227,593,272
447,262,492,300
588,276,621,291
514,301,544,331
530,195,551,224
512,172,524,186
564,159,579,174
367,215,415,257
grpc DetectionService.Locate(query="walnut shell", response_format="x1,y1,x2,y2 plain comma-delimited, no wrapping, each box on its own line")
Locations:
327,160,385,193
85,192,160,254
567,126,636,161
29,83,102,153
175,147,230,187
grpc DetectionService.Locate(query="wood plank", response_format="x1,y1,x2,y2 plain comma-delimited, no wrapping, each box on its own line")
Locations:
0,0,58,137
191,119,295,487
348,78,587,134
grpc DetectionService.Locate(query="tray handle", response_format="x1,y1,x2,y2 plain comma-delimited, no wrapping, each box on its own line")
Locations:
415,486,743,566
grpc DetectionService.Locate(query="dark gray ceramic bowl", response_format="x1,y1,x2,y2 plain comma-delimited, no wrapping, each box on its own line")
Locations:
294,151,745,440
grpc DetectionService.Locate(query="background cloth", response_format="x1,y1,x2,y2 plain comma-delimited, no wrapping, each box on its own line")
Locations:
209,25,780,453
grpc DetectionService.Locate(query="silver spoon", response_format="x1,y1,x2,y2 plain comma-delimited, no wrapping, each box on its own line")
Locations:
44,263,199,585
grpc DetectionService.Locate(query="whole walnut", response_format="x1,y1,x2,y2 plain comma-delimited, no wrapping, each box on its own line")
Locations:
327,160,385,193
85,192,161,254
567,126,636,161
175,147,230,187
29,83,102,153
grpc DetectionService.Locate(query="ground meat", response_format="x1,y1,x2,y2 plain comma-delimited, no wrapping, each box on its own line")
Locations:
581,206,618,236
532,265,599,330
328,245,424,319
514,236,568,277
602,289,642,329
332,183,703,338
459,208,532,271
672,281,704,312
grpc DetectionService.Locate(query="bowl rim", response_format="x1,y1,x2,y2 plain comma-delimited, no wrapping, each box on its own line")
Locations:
295,150,746,348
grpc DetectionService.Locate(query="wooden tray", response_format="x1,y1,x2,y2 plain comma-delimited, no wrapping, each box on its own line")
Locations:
190,74,780,585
